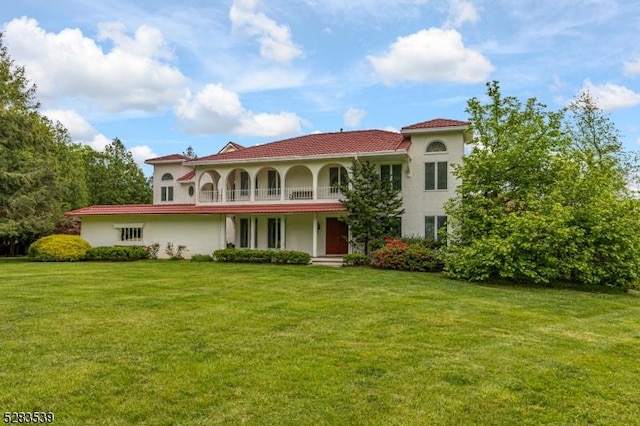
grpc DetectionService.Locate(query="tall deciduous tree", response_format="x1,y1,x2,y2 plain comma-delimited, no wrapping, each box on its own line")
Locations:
85,138,152,205
445,81,640,287
339,159,404,255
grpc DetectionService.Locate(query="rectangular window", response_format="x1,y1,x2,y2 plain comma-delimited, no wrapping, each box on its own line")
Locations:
161,186,174,201
381,164,402,191
268,218,281,249
119,227,143,242
240,171,250,196
425,215,447,240
425,162,447,190
240,218,249,248
330,166,348,193
268,170,280,196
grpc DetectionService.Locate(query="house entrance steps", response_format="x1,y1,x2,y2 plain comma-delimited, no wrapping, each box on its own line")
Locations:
310,256,344,267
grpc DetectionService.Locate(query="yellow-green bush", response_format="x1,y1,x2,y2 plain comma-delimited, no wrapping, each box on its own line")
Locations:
28,234,91,262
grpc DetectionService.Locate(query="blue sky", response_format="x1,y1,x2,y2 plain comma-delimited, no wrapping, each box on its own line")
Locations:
2,0,639,174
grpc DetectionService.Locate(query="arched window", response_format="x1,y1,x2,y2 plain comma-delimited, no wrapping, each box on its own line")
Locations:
161,173,174,181
426,141,447,153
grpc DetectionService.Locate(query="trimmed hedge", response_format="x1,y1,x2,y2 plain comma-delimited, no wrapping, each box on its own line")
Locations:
343,252,370,266
213,248,311,265
28,234,91,262
372,237,442,272
190,254,214,262
84,246,149,261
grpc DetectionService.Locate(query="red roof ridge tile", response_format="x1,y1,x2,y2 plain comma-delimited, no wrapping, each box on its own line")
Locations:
401,118,469,131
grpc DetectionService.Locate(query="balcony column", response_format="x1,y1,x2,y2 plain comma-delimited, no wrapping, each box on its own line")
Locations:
312,213,318,257
312,167,318,200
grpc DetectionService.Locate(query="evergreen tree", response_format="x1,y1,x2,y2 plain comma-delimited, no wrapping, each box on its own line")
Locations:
85,138,152,205
338,159,404,255
0,33,66,255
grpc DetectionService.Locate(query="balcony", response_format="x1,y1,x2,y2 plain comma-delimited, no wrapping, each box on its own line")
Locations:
226,189,251,202
317,186,343,200
199,186,344,204
255,188,282,201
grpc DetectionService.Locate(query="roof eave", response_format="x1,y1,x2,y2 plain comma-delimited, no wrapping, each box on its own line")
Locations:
401,125,469,135
185,149,409,166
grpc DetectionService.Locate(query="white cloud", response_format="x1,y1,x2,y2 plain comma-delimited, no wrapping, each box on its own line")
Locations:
367,28,493,84
623,57,640,78
581,80,640,111
129,145,158,164
444,0,479,29
2,17,188,112
175,83,304,137
343,107,366,128
42,109,110,151
231,68,308,92
229,0,303,64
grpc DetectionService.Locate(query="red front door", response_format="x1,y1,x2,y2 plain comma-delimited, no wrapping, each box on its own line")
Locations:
326,218,349,255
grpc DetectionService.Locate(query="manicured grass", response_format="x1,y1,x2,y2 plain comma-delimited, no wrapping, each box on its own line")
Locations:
1,260,639,425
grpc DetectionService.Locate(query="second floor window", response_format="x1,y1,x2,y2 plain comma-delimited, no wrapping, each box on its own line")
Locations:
268,170,280,195
330,166,347,193
425,161,448,190
380,164,402,191
161,186,174,201
240,171,250,196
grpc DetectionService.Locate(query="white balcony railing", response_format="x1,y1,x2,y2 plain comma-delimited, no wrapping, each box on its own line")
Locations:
199,186,341,203
317,186,343,200
286,187,314,200
255,188,282,201
226,189,251,202
200,190,221,202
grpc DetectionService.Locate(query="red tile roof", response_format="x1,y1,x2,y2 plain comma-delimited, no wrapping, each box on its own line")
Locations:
187,130,407,164
145,154,190,164
177,169,195,182
66,203,346,216
401,118,469,131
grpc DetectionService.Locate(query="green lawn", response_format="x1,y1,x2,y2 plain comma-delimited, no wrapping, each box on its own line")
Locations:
1,260,639,425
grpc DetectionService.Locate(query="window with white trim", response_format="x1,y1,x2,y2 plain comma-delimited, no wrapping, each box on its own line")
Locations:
161,173,174,201
268,218,281,249
426,140,447,152
380,164,402,191
425,161,448,190
425,216,447,240
161,186,174,201
115,224,144,242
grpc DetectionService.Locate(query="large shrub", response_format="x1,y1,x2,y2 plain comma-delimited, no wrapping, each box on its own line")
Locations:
28,234,91,262
84,246,149,261
343,253,369,266
213,248,310,265
372,237,442,272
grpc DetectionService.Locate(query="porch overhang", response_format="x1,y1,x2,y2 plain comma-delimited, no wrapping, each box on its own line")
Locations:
66,202,347,216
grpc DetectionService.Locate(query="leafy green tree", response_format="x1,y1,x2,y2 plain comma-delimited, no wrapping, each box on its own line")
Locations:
445,81,640,287
85,138,152,205
338,159,404,255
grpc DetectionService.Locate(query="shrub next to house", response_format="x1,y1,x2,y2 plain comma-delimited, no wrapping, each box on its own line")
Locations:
343,253,370,266
84,246,149,261
28,234,91,262
213,248,311,265
372,237,442,272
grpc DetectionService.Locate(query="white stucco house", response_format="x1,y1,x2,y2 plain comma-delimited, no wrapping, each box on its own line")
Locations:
67,118,469,259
